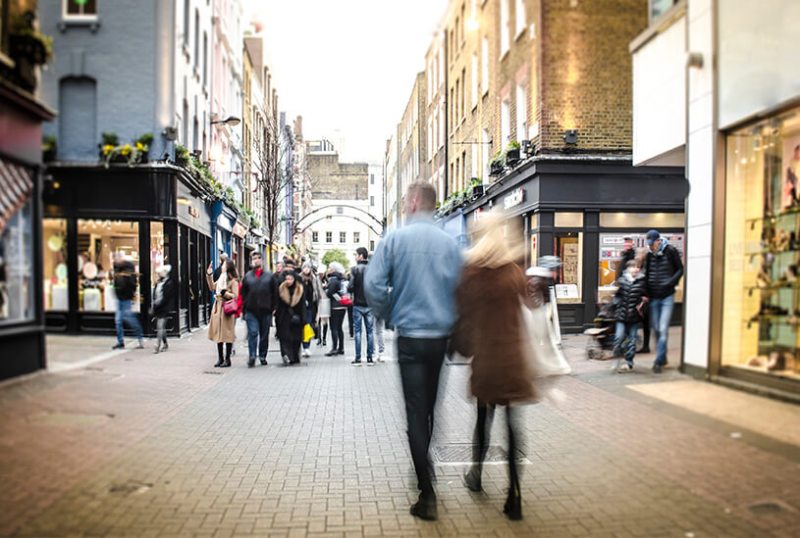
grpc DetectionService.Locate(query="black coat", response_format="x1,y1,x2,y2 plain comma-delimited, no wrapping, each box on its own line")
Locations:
326,271,347,310
113,260,137,301
152,277,175,317
240,269,276,314
614,274,647,323
348,261,369,307
275,281,307,342
617,248,637,279
645,244,684,299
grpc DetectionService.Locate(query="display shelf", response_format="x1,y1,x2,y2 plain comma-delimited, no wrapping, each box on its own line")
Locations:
744,314,800,328
746,281,800,293
745,206,800,223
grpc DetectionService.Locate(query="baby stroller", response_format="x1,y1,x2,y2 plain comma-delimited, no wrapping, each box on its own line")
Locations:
584,299,617,360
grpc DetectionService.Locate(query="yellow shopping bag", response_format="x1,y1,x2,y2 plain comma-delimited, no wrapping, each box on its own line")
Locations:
303,323,315,343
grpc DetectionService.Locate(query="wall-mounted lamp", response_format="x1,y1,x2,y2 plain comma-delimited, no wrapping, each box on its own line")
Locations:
211,116,241,127
686,52,703,69
563,130,578,145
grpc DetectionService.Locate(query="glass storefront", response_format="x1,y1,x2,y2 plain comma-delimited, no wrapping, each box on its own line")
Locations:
43,218,69,311
722,106,800,381
554,232,582,303
0,198,35,325
76,219,140,313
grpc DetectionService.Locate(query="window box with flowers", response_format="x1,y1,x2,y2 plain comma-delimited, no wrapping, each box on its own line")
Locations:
99,133,153,166
490,151,505,176
505,141,521,167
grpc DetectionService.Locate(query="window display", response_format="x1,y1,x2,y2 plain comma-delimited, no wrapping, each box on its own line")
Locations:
554,233,582,303
43,218,69,311
0,198,35,324
150,221,168,276
722,106,800,380
76,219,140,312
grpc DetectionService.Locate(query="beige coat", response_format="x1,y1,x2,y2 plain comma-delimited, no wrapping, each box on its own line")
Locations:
206,274,239,343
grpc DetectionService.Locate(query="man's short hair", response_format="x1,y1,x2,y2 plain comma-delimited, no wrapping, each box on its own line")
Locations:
623,236,632,242
356,247,369,259
407,181,437,212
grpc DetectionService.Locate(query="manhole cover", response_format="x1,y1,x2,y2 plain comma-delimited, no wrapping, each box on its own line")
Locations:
30,412,114,427
109,481,152,495
748,502,786,515
432,444,530,465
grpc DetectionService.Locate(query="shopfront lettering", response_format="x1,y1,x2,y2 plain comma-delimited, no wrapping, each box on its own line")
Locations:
504,188,524,209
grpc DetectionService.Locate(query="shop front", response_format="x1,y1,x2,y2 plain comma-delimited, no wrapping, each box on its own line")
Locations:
717,105,800,393
463,157,687,332
43,164,212,336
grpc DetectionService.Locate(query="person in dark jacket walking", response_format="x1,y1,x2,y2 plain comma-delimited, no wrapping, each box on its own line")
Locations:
348,247,375,365
613,260,648,372
240,252,276,367
151,264,175,354
644,230,684,373
112,253,144,350
617,237,651,353
275,271,307,365
300,262,322,357
324,263,348,356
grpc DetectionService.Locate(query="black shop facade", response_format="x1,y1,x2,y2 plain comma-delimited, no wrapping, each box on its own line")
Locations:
42,163,216,337
461,156,688,333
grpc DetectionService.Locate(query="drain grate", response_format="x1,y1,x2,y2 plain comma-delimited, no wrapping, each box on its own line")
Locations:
748,501,786,515
109,481,152,495
432,443,530,465
202,370,224,375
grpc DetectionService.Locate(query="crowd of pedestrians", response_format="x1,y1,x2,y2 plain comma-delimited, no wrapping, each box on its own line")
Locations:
103,180,683,524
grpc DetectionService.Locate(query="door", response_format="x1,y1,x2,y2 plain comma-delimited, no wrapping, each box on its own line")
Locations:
179,224,190,332
189,229,199,328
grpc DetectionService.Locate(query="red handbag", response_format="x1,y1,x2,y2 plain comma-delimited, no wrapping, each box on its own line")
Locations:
223,298,238,316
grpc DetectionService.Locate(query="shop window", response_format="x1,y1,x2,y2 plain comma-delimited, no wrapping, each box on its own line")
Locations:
150,222,169,276
722,106,800,380
43,218,69,311
77,219,140,313
554,232,582,303
599,212,685,229
597,232,685,304
554,212,583,228
530,213,538,229
0,198,35,324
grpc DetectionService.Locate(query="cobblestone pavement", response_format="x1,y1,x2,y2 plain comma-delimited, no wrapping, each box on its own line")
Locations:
0,323,798,537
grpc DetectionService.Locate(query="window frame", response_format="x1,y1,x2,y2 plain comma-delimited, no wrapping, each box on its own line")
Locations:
63,0,98,20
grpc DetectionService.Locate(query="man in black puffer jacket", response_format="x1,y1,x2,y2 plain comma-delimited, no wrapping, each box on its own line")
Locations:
613,260,647,372
240,252,276,367
644,229,684,373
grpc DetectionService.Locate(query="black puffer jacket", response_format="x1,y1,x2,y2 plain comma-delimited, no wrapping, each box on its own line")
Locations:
240,269,276,314
326,271,347,310
617,248,637,279
614,274,647,323
113,260,137,301
645,243,684,299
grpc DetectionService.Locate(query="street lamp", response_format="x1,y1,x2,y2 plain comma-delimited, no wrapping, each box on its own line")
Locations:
211,115,241,127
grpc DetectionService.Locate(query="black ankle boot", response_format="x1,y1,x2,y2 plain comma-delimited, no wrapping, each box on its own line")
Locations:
503,488,522,521
214,358,224,367
222,357,231,368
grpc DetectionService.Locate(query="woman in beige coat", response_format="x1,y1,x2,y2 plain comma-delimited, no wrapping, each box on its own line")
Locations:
206,259,239,368
451,211,535,521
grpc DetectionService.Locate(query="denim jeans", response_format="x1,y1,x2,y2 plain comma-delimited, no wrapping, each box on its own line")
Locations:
649,294,675,366
397,336,448,494
614,321,639,364
115,299,143,346
374,316,385,354
245,311,272,359
353,306,375,360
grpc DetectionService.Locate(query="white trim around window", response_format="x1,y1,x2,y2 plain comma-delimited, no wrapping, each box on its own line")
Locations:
63,0,98,20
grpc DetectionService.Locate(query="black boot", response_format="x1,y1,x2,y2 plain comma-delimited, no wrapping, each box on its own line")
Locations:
503,487,522,520
221,343,232,367
215,343,225,367
409,491,437,521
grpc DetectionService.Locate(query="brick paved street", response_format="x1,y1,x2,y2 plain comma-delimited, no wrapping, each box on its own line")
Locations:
0,324,798,537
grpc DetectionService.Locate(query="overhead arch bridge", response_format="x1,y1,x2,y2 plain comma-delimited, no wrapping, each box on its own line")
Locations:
294,204,385,236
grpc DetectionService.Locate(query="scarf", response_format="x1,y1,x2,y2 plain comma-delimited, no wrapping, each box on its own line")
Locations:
279,281,304,307
215,270,228,295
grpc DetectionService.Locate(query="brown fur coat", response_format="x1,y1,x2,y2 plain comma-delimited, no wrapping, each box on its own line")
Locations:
452,262,537,405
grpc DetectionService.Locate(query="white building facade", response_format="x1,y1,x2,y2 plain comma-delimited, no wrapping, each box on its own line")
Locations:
631,0,800,398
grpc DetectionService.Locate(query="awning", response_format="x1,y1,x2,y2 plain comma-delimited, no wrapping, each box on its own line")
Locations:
0,157,33,234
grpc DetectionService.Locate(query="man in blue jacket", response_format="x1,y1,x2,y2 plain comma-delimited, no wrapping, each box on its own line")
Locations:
365,181,463,521
644,230,684,373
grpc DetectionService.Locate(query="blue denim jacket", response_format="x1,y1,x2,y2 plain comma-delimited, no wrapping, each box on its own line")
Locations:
365,213,463,338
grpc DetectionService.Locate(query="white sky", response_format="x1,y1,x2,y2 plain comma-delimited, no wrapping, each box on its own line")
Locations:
244,0,447,164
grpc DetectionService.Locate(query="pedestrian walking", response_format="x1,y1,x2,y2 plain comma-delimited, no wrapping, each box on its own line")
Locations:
275,270,306,365
525,259,568,371
324,262,347,356
348,247,375,365
613,260,648,372
240,252,276,367
317,270,331,347
451,211,534,521
365,181,463,521
111,253,144,350
206,259,239,368
644,230,684,373
300,262,322,357
151,264,175,354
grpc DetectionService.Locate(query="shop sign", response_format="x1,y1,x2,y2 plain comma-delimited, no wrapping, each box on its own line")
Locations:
188,206,199,219
504,188,525,210
232,222,248,239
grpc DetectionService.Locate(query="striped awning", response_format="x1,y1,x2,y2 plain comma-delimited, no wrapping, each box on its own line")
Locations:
0,157,33,234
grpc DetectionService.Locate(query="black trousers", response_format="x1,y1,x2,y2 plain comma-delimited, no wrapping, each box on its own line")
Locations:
280,338,302,364
397,336,448,494
472,402,521,497
330,309,346,352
